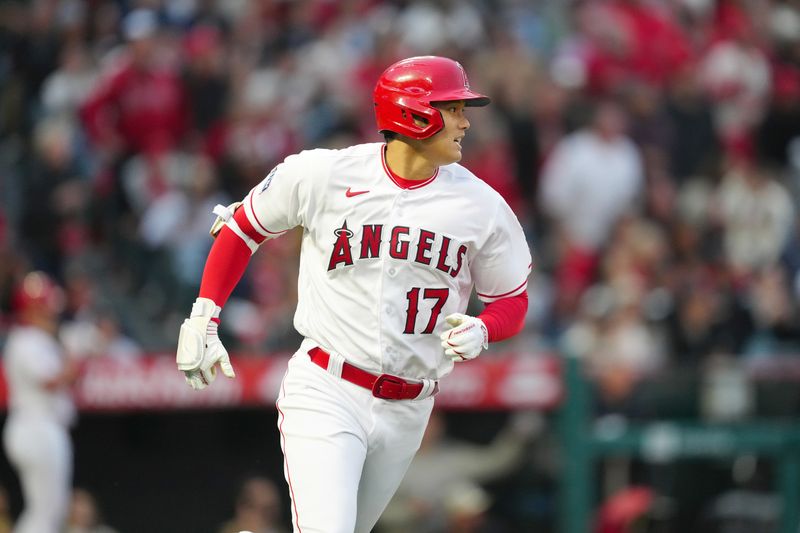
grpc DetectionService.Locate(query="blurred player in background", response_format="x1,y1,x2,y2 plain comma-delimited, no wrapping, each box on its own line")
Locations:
177,56,532,532
2,271,78,533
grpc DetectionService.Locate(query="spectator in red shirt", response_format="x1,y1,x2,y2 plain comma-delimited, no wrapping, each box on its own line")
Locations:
79,8,190,238
80,9,189,158
610,0,693,87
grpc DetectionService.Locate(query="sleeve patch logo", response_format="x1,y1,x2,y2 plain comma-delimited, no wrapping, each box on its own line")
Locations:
259,167,277,194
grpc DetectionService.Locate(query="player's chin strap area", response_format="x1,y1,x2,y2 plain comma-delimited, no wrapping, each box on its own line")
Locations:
308,347,439,401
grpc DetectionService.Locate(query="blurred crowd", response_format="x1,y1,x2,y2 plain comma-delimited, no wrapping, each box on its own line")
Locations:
0,477,286,533
0,0,799,400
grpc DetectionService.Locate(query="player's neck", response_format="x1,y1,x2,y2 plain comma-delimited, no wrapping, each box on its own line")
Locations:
384,141,438,181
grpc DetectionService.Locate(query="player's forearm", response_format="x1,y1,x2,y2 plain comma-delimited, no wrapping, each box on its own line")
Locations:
478,291,528,342
198,224,253,308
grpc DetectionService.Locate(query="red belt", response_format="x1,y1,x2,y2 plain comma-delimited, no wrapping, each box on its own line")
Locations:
308,347,438,400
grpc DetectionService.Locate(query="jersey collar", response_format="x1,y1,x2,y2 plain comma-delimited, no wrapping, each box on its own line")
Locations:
380,144,439,190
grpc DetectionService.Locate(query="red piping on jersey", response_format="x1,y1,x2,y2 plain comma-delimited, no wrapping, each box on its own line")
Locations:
276,379,303,533
248,192,285,235
380,144,439,190
477,278,528,299
234,206,266,244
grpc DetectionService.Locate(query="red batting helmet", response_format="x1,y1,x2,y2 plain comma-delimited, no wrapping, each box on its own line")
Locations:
11,271,65,316
373,56,490,140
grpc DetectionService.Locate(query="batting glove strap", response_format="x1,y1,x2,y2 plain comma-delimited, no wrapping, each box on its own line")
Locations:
439,313,489,362
190,297,221,319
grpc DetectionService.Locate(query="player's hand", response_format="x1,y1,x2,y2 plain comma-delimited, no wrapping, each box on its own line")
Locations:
440,313,488,362
176,297,235,390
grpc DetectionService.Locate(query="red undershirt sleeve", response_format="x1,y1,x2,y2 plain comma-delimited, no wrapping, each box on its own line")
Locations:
198,225,252,308
478,291,528,342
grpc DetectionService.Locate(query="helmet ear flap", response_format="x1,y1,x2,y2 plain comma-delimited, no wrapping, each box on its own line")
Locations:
402,99,443,138
374,93,443,139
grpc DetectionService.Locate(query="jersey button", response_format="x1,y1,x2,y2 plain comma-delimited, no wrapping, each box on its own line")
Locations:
385,306,394,315
387,267,397,276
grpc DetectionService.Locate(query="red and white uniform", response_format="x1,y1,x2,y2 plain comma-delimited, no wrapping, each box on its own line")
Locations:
2,325,75,533
237,142,530,532
246,142,530,377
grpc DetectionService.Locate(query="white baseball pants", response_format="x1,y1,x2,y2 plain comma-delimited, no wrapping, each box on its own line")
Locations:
276,349,434,533
3,416,72,533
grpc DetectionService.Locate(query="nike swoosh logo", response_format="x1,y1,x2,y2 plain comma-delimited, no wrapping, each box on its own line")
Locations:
345,187,369,198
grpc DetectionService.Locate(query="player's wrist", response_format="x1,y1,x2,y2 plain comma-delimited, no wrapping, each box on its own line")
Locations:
190,297,221,320
476,317,488,349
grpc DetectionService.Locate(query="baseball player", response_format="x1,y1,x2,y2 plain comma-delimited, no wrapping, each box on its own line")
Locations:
3,272,77,533
176,56,532,533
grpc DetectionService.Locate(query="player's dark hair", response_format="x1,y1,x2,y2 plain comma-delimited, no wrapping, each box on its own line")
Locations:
383,131,398,142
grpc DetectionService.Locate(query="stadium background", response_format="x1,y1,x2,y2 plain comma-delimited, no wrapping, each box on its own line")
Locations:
1,0,799,531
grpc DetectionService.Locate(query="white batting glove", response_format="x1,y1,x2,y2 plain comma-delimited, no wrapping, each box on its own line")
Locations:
440,313,488,362
176,297,236,390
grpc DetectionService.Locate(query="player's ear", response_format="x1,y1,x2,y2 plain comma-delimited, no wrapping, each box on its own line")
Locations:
411,114,429,129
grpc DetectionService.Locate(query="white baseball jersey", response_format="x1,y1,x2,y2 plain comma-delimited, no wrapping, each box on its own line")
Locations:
2,325,74,533
3,325,75,427
242,142,531,380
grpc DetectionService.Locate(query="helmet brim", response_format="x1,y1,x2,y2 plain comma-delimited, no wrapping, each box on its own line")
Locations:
431,89,491,107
